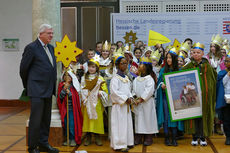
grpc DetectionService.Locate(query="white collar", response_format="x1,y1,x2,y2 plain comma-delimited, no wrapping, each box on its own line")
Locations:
38,37,46,47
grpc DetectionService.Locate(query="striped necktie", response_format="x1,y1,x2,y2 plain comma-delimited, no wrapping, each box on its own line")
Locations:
44,45,54,66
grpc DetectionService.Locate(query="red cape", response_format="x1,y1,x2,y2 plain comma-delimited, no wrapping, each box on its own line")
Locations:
57,82,83,144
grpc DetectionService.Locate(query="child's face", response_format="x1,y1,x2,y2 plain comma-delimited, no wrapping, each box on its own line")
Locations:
101,50,110,59
117,42,123,48
152,59,158,66
185,40,192,48
87,51,95,60
134,49,142,59
110,45,116,53
96,43,102,52
221,49,227,57
210,44,216,54
145,51,151,58
192,49,204,62
118,58,128,72
136,41,143,48
181,51,188,58
224,57,230,68
178,57,185,68
166,53,172,66
88,64,97,74
138,64,146,75
64,74,72,83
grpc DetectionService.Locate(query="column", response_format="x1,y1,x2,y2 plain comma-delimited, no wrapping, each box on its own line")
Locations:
31,0,63,146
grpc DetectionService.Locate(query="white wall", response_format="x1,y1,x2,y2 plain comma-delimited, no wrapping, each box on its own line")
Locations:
0,0,32,99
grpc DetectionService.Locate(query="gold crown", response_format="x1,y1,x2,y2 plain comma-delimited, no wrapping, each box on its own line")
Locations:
223,38,229,45
227,51,230,58
222,45,230,53
113,47,125,64
103,40,111,51
211,34,222,46
89,54,100,67
168,47,179,55
144,46,153,53
150,50,161,62
179,42,190,53
192,42,205,51
165,45,173,51
140,57,152,64
178,52,186,59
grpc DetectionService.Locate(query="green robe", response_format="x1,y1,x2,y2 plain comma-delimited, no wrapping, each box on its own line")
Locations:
182,58,217,137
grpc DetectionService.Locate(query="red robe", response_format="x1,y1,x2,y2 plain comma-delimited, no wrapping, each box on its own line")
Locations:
57,82,83,144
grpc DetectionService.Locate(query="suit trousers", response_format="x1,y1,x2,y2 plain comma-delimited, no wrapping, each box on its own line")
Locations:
28,97,52,149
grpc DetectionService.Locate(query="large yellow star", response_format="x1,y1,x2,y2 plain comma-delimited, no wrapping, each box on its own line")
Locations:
54,35,83,67
123,30,138,45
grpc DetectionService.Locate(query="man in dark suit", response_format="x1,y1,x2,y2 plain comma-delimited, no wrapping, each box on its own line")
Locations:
20,24,59,153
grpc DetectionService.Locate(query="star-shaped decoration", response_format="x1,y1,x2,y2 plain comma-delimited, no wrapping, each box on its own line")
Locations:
55,35,83,67
123,30,138,46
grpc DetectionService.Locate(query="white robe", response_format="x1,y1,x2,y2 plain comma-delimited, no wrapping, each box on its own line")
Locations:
110,74,134,149
133,75,159,134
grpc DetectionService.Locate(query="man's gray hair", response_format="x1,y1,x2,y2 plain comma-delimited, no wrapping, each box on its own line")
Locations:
38,24,52,36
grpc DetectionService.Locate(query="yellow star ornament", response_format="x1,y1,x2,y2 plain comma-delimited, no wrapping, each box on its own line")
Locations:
123,30,138,45
55,35,83,67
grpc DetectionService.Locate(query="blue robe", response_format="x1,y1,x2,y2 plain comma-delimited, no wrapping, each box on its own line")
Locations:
156,67,184,131
216,70,228,120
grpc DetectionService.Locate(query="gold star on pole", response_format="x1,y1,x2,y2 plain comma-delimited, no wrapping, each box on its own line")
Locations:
123,30,138,46
54,35,83,68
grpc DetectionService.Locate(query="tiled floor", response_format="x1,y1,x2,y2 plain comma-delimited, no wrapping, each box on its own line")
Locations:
0,106,229,153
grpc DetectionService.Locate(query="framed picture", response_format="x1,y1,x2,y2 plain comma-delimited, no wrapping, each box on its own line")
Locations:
2,38,19,51
163,68,202,122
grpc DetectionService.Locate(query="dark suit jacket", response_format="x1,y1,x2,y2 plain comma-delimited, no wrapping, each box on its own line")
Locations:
20,39,57,98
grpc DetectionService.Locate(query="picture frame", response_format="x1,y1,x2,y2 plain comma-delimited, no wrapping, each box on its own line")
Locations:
163,68,202,122
2,38,19,51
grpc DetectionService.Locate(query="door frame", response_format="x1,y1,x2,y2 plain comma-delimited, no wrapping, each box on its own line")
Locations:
61,1,119,48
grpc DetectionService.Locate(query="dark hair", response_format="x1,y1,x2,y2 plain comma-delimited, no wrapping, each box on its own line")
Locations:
208,43,222,59
96,41,102,47
142,64,157,87
164,52,179,73
111,43,116,47
115,57,125,68
85,61,99,79
158,47,165,65
116,41,123,47
184,38,193,44
134,47,142,54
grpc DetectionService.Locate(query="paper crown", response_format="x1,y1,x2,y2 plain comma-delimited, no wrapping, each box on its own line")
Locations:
179,42,190,54
178,52,186,60
89,54,100,67
222,38,229,45
113,47,125,64
144,46,153,52
165,45,173,51
140,57,152,65
222,45,230,53
168,47,179,56
103,40,111,51
192,42,205,51
211,34,222,47
124,44,130,52
150,50,161,62
227,51,230,58
63,67,74,77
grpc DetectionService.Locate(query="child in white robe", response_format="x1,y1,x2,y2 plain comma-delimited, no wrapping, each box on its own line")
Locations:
132,57,158,146
110,56,134,152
